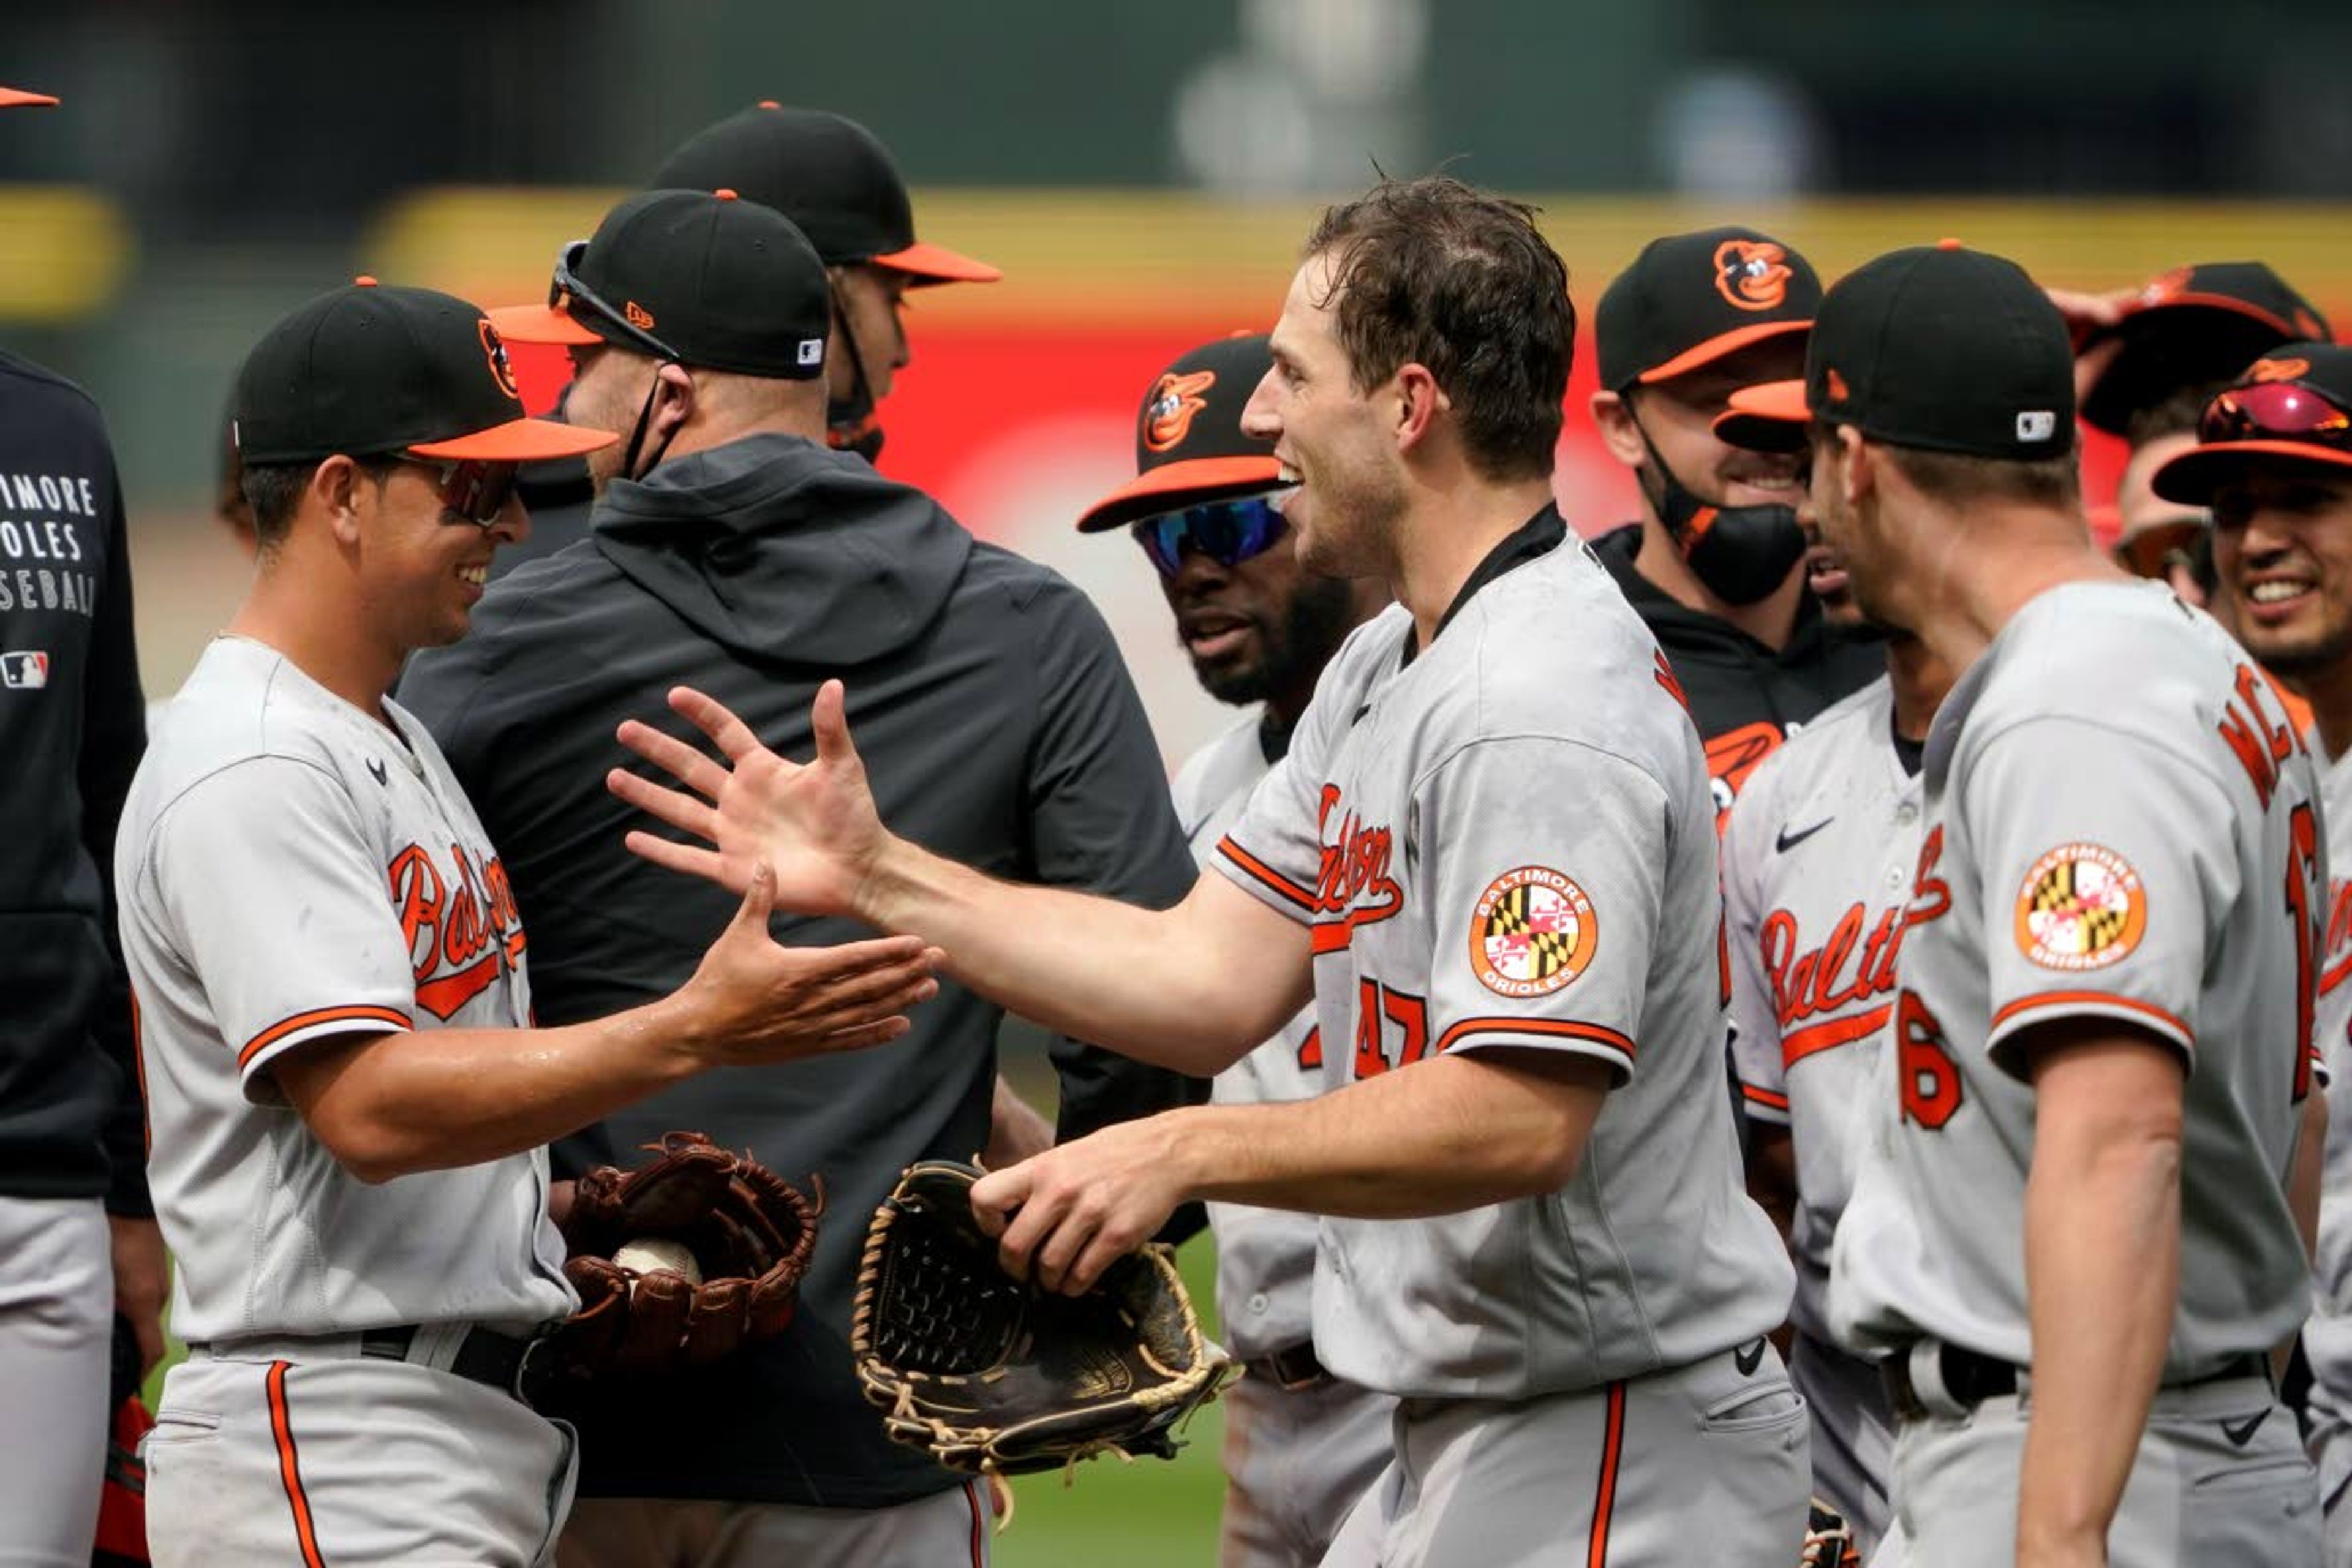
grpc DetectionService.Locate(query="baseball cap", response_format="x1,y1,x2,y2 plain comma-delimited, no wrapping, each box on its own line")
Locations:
1716,242,2076,462
2150,344,2352,505
651,103,1000,286
2081,263,2332,435
0,86,57,108
491,189,831,380
232,279,614,465
1594,227,1820,392
1075,334,1284,533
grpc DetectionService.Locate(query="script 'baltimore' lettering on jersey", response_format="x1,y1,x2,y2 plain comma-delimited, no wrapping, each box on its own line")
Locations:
390,840,528,1020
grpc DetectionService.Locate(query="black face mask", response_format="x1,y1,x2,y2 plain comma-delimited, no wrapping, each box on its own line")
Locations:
826,279,884,462
1630,417,1804,606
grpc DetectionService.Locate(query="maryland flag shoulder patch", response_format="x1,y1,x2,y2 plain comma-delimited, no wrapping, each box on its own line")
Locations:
1470,866,1599,998
2013,842,2147,972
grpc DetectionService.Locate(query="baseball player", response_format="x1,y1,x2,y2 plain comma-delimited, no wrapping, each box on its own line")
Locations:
1075,331,1393,1566
1723,242,2321,1564
0,78,167,1568
1586,227,1882,826
1716,605,1955,1559
2144,345,2352,1562
402,186,1203,1564
493,101,999,576
122,279,940,1567
609,175,1810,1567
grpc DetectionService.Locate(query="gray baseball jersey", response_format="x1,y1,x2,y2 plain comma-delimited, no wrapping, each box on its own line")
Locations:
1831,582,2318,1376
1724,676,1918,1347
117,636,573,1343
1213,513,1792,1400
1173,714,1327,1362
2300,740,2352,1529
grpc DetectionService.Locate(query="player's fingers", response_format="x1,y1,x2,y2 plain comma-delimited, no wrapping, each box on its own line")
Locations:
1061,1229,1135,1297
621,829,733,887
1030,1199,1099,1294
723,861,777,935
816,1015,912,1053
992,1178,1068,1280
670,685,769,765
804,975,939,1036
811,679,862,771
793,933,932,982
614,719,730,799
607,767,722,843
970,1163,1033,1237
805,950,938,1008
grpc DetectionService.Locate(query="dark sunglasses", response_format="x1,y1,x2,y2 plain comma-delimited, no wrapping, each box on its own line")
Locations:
1130,494,1291,578
2199,380,2352,451
549,240,679,362
395,454,522,526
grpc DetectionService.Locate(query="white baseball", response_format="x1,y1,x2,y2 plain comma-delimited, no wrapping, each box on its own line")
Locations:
613,1237,703,1286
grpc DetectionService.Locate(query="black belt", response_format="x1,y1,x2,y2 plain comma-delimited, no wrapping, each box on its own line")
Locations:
360,1324,552,1408
1883,1343,2267,1422
1243,1341,1329,1392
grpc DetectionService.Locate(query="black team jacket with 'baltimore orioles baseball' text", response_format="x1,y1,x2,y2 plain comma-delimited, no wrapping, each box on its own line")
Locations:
398,432,1208,1510
0,350,149,1219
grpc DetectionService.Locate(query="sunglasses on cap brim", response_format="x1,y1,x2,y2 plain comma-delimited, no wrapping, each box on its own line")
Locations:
394,454,522,526
549,241,680,362
1129,492,1292,578
2199,380,2352,452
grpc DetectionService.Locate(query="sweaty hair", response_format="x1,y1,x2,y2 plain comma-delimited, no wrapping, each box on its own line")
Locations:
1302,176,1574,483
240,455,394,552
1885,444,2082,511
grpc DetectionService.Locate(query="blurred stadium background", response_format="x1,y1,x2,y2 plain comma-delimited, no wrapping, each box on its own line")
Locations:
20,2,2349,1559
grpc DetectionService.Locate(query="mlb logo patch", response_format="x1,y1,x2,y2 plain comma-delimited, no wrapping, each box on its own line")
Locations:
797,339,824,368
1,650,51,690
2015,410,2058,442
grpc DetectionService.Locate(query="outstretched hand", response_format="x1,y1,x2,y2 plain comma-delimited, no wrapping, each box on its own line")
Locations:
610,680,887,920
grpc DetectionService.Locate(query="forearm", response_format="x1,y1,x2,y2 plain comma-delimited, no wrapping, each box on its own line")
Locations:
862,840,1298,1075
2018,1120,2180,1555
297,998,705,1180
1168,1050,1605,1219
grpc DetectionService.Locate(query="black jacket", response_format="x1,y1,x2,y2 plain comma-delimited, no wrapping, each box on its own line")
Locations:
398,432,1206,1507
0,350,148,1213
1591,522,1881,827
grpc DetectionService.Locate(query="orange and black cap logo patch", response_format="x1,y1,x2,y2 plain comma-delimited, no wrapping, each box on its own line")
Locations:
2013,842,2147,971
1714,239,1792,312
2139,266,2193,307
1824,367,1852,403
478,320,519,402
2250,356,2312,385
1143,370,1216,453
1469,866,1599,998
625,301,657,331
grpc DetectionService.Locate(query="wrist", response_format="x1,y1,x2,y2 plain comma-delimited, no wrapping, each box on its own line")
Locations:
638,990,722,1077
855,833,922,930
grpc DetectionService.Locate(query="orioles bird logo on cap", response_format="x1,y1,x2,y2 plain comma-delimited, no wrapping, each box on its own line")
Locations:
1143,370,1216,453
1714,240,1792,312
2250,356,2312,385
478,321,519,401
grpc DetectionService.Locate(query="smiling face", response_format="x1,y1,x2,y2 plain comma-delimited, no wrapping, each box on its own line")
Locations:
2210,464,2352,680
1241,252,1408,580
1627,338,1809,510
360,458,527,650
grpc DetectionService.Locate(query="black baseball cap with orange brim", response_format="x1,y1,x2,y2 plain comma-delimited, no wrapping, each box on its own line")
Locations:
1595,226,1820,393
2081,263,2332,435
652,103,999,286
1076,334,1285,533
1714,242,2076,462
232,279,615,466
0,86,57,108
2151,344,2352,506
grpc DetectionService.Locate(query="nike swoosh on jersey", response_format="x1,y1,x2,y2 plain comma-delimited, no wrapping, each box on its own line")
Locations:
1775,817,1833,854
2221,1408,2269,1447
366,757,388,787
1734,1338,1766,1375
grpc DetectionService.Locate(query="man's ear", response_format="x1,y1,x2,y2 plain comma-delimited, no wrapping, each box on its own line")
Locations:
647,362,698,445
1839,425,1875,510
312,454,369,548
1393,363,1449,455
1589,388,1646,469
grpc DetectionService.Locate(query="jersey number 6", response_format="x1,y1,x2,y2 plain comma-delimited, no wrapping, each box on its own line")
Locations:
1897,988,1963,1130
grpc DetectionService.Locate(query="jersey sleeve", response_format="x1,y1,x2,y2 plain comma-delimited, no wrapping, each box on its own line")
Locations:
1966,718,2237,1077
1418,736,1672,1084
1212,690,1341,928
1721,784,1790,1126
146,756,417,1101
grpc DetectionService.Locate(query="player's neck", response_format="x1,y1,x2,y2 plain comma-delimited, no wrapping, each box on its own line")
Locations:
1883,634,1954,742
1629,511,1804,651
1895,505,2122,675
1395,475,1559,650
227,576,402,726
2294,660,2352,764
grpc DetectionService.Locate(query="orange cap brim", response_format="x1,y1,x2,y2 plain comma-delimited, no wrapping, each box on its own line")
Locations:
1635,320,1811,386
1076,455,1285,534
1725,379,1812,421
2114,517,2207,577
2151,440,2352,506
870,241,1003,286
410,416,617,463
0,88,59,108
486,302,605,347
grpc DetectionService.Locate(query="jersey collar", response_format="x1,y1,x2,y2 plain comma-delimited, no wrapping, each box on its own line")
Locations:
1404,504,1569,668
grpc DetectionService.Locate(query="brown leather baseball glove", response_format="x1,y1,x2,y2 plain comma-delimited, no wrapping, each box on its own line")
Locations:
548,1131,819,1381
851,1160,1234,1477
